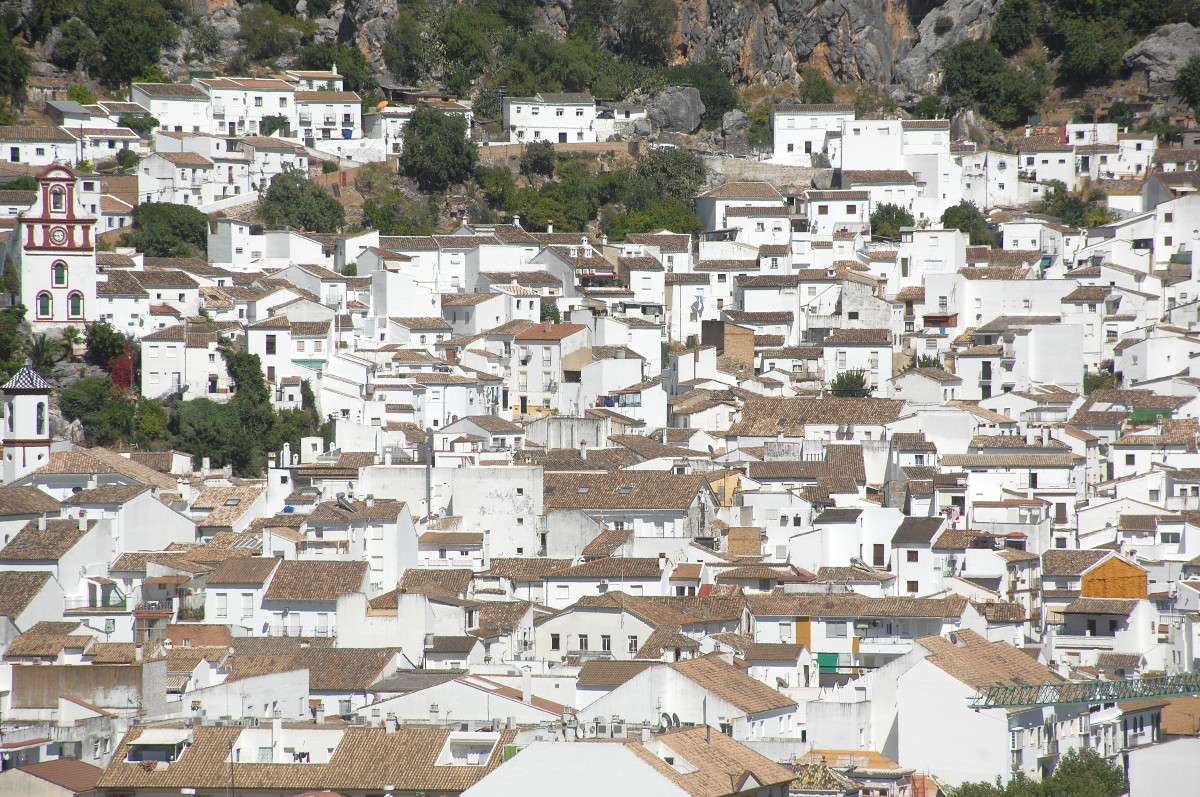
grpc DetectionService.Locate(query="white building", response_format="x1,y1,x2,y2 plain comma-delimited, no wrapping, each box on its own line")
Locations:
502,92,597,143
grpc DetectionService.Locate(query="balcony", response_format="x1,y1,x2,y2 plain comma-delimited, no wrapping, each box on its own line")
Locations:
133,600,174,618
64,596,129,613
212,104,225,118
1055,633,1115,650
299,113,312,125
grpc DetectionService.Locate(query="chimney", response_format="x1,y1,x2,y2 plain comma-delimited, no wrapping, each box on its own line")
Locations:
78,510,87,531
513,214,521,228
546,220,554,233
543,321,552,333
482,529,491,570
201,456,211,473
315,704,326,723
272,717,283,761
37,515,47,531
582,235,591,258
521,668,533,705
366,495,375,508
658,552,667,571
386,713,398,733
384,450,393,466
601,233,608,246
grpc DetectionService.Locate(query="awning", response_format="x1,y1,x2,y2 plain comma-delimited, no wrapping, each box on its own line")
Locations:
130,728,191,746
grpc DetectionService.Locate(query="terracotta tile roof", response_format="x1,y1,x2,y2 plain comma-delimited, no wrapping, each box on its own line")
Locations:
515,322,587,341
264,560,367,601
205,557,280,586
0,571,52,619
711,633,805,661
0,486,61,516
892,517,945,545
582,528,634,557
669,654,796,713
917,629,1062,690
940,453,1081,467
629,725,797,797
0,519,96,561
485,558,573,581
729,396,904,437
1063,597,1139,615
843,169,916,184
549,557,664,579
6,633,94,659
577,659,657,687
427,635,479,653
813,566,895,583
543,471,708,510
132,82,208,98
698,181,783,200
398,568,473,597
823,328,890,346
63,484,149,505
16,758,103,793
747,593,968,619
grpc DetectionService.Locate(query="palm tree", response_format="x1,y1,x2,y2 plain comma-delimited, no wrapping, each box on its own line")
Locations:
26,334,61,376
61,326,81,361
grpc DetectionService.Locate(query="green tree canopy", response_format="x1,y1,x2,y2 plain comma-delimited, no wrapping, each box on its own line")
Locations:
1177,56,1200,115
296,42,373,94
400,107,478,192
798,68,835,104
259,169,345,233
0,22,31,104
120,202,208,257
870,203,914,240
521,140,558,177
990,0,1036,56
84,321,130,369
382,10,426,85
618,0,678,66
830,370,871,397
236,4,312,61
941,200,998,246
52,21,102,73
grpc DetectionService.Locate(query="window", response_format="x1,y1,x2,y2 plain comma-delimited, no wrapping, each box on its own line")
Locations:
254,96,263,107
818,205,829,215
51,261,67,287
907,580,919,593
601,634,612,652
1165,212,1174,222
68,292,83,318
550,633,560,650
873,543,885,566
50,187,64,211
36,292,51,318
578,634,589,651
1125,454,1135,466
265,335,277,355
827,622,847,638
628,635,639,653
846,204,856,214
36,402,44,435
215,593,228,618
907,550,918,562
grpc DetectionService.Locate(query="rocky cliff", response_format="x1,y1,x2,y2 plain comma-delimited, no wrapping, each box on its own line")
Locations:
326,0,1001,93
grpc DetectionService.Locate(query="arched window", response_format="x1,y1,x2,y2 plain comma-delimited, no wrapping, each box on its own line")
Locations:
6,401,12,433
35,402,44,436
36,292,51,318
50,186,65,211
68,292,83,319
51,261,67,287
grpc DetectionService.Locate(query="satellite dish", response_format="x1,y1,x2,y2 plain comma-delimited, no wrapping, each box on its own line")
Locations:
691,299,703,314
671,713,681,727
659,713,671,731
574,724,585,739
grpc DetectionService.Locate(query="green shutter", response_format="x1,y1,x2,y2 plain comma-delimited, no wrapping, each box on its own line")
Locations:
817,652,839,674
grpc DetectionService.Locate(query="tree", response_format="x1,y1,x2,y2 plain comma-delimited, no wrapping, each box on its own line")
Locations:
476,165,516,208
1057,18,1124,89
913,95,946,119
67,85,96,104
84,321,128,368
221,347,276,475
941,40,1008,106
798,68,835,104
61,325,81,360
118,113,159,136
870,203,914,240
400,107,478,192
521,140,557,177
438,7,493,94
120,202,208,257
990,0,1035,56
632,147,705,203
236,4,311,61
0,23,31,105
116,148,140,169
296,42,374,94
748,99,775,148
26,334,61,376
0,306,24,380
830,370,871,398
382,11,425,85
259,169,345,233
362,191,439,235
1177,57,1200,115
3,255,19,299
941,200,997,246
171,398,252,472
916,354,942,368
52,20,102,73
540,301,561,323
618,0,678,66
97,16,161,87
61,376,115,423
261,114,289,137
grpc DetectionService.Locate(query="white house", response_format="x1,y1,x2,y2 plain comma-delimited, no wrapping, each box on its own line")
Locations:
502,93,597,143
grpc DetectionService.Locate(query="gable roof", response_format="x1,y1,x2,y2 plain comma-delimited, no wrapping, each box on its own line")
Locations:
543,471,708,511
669,654,796,714
0,570,53,619
917,629,1062,690
0,519,96,561
263,560,368,601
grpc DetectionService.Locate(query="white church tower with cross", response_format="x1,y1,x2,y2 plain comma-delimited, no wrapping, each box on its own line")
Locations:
2,366,52,483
